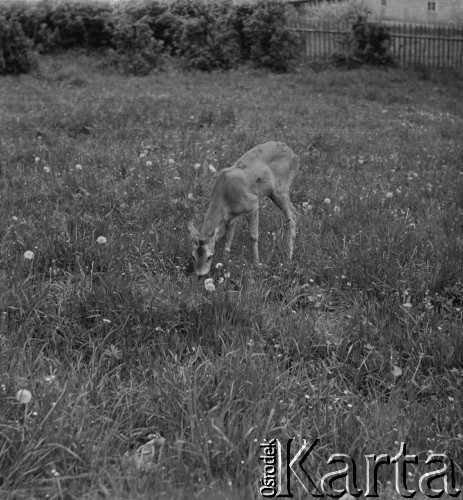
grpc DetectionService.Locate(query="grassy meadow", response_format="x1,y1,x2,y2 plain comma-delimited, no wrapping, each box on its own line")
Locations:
1,53,463,499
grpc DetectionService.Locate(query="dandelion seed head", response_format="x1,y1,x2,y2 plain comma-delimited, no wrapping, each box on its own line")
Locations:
333,205,341,213
146,160,153,167
75,164,82,171
194,163,201,170
34,156,40,163
16,389,32,404
187,193,194,200
43,166,50,173
204,279,215,292
24,250,34,260
215,262,224,269
386,192,393,198
168,158,175,164
324,197,331,205
97,236,107,245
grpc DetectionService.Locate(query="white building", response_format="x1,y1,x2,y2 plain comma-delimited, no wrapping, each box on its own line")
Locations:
360,0,463,24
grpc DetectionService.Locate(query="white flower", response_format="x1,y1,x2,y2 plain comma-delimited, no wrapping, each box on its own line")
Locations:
187,193,194,200
386,192,393,198
24,250,34,260
204,278,215,291
75,164,82,171
324,198,331,205
168,159,175,165
43,166,50,173
97,236,107,244
333,205,341,214
218,277,224,284
146,160,153,167
224,272,230,279
215,262,224,269
139,153,146,159
302,202,313,211
194,163,201,170
34,156,40,163
16,389,32,404
12,216,18,222
209,164,217,173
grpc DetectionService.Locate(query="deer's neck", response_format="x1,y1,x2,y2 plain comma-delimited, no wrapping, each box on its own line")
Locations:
200,177,229,238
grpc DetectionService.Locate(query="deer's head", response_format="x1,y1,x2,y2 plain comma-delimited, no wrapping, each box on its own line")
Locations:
187,221,219,276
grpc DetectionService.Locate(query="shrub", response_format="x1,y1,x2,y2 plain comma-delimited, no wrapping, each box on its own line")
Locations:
46,2,112,50
285,0,368,24
232,3,255,61
123,2,178,54
172,2,241,71
0,13,37,75
0,0,302,73
108,14,164,75
3,1,112,53
334,15,394,67
239,1,300,72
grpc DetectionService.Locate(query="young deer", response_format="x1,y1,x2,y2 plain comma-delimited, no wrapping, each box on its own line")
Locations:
188,141,299,276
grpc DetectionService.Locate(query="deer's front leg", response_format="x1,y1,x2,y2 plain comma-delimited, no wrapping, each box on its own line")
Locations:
247,210,259,266
286,205,297,261
223,220,236,259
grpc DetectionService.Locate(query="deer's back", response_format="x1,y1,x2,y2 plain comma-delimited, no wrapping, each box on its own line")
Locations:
234,141,296,173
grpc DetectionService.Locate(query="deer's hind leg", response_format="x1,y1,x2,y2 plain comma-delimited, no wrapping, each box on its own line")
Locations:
269,192,297,260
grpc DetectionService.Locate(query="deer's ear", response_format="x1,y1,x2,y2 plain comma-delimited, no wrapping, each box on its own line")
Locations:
187,221,200,241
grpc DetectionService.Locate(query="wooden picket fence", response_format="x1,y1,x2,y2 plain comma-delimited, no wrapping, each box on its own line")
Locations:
288,20,463,69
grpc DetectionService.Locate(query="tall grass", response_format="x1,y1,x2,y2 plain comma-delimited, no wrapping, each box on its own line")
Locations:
0,53,462,498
